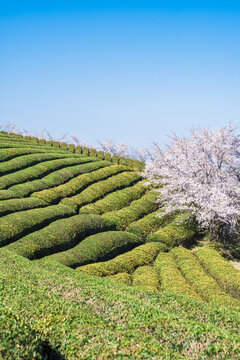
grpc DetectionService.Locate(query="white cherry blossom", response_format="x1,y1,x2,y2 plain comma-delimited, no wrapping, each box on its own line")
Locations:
142,124,240,241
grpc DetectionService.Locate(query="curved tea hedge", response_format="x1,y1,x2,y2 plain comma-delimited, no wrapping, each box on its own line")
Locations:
31,163,123,204
0,147,63,162
0,152,73,176
0,156,93,189
61,171,140,210
106,272,132,285
0,189,18,200
132,265,159,291
79,181,147,215
171,247,239,307
45,231,143,268
195,247,240,300
77,242,165,277
102,191,159,230
154,252,201,300
7,214,109,260
146,214,197,248
126,209,174,240
9,161,109,198
0,205,75,247
0,197,47,216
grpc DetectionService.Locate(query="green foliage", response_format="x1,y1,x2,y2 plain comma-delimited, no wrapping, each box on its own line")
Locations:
39,138,46,145
171,247,239,307
60,142,68,150
119,156,127,165
90,148,97,157
7,214,109,260
195,247,240,300
2,249,240,359
0,156,93,190
9,133,23,138
106,272,132,285
75,145,82,154
0,204,75,247
146,213,197,248
77,242,163,276
102,191,158,230
0,141,35,149
59,165,132,208
126,209,174,240
68,144,75,153
0,197,47,216
45,231,143,268
52,141,60,148
0,148,52,162
31,162,116,204
0,189,17,200
112,154,119,164
31,137,39,143
82,147,89,156
80,181,146,215
133,160,145,171
132,265,159,291
154,252,201,300
0,152,71,176
62,171,140,210
126,158,134,168
46,140,53,146
0,306,48,360
10,160,103,198
105,152,112,162
24,136,31,140
1,131,240,359
97,150,105,160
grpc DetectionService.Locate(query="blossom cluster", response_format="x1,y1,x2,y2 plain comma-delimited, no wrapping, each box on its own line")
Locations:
142,124,240,238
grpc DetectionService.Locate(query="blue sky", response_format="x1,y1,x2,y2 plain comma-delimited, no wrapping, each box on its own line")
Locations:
0,1,240,148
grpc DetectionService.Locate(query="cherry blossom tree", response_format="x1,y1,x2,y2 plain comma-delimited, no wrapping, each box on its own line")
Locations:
97,139,153,161
97,140,130,157
142,124,240,242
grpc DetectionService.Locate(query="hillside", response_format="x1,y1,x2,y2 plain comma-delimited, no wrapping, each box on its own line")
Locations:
0,132,240,359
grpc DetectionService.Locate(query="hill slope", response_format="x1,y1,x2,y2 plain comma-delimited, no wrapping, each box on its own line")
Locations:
0,132,240,359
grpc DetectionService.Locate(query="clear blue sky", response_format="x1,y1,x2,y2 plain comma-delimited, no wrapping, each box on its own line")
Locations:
1,1,240,148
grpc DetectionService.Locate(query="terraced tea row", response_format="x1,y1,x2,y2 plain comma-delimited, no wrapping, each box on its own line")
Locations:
0,205,76,247
0,152,78,176
147,213,197,248
0,132,144,171
2,247,240,359
0,156,96,189
79,181,147,214
195,247,240,299
154,252,201,300
77,245,240,307
31,164,129,204
7,214,111,259
78,242,164,276
132,265,160,291
0,161,110,199
171,247,239,306
61,170,140,210
102,191,159,229
44,231,143,268
0,197,48,216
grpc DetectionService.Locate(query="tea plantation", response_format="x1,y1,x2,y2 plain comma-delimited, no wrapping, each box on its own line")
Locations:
0,132,240,359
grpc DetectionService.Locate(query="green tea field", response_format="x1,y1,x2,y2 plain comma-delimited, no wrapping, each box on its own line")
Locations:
0,132,240,359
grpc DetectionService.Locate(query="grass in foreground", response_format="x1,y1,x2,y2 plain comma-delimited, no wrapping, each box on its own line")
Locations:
1,248,240,359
